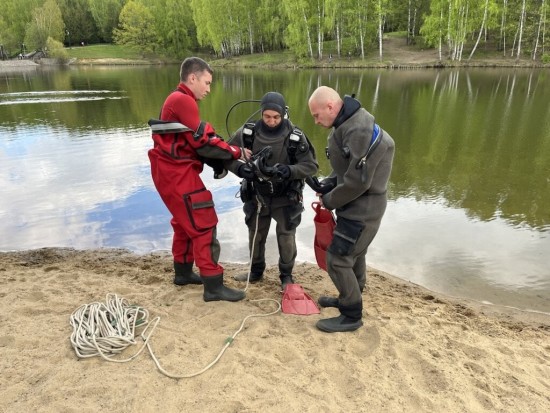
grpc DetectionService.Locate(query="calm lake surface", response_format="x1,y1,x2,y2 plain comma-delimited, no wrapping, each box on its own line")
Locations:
1,65,549,313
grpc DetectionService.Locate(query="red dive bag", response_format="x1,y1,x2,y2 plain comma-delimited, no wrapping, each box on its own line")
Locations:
312,202,336,272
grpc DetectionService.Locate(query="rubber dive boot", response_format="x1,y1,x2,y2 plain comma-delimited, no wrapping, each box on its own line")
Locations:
233,272,264,282
316,315,363,333
174,262,202,285
318,296,339,308
202,274,245,302
280,274,295,291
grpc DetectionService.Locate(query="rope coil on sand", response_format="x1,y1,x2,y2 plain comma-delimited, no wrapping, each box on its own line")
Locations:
70,293,280,378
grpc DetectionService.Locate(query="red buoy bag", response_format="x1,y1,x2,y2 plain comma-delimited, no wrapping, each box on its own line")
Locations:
312,202,336,272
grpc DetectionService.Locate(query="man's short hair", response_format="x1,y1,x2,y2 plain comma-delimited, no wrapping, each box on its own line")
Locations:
180,57,213,82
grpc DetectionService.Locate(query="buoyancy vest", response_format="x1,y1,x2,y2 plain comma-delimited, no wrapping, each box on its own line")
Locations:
242,121,311,199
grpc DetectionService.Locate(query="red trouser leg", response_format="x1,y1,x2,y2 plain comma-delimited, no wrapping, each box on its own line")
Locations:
149,150,223,277
171,217,193,264
170,214,223,276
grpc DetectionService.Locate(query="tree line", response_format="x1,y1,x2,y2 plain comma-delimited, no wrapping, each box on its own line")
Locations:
0,0,548,62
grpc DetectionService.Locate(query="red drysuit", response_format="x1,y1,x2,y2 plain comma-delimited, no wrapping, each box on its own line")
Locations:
148,83,241,276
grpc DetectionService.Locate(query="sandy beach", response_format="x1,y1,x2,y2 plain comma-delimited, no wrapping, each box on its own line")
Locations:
0,247,548,413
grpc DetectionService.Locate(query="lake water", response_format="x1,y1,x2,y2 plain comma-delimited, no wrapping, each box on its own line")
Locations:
1,64,549,313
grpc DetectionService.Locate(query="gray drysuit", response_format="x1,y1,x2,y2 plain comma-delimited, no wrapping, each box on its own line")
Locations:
321,96,395,321
226,119,318,278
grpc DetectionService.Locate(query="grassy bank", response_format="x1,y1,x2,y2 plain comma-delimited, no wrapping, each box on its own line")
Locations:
66,44,154,59
64,37,548,69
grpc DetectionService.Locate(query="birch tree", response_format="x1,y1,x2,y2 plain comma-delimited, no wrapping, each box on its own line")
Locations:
420,0,447,61
313,0,324,59
376,0,387,60
325,0,341,56
446,0,473,61
500,0,508,55
282,0,314,58
516,0,527,59
468,0,490,60
531,0,546,59
255,0,286,52
343,0,373,59
191,0,246,56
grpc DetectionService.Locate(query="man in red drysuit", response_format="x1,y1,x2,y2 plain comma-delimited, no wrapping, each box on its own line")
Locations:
148,57,251,302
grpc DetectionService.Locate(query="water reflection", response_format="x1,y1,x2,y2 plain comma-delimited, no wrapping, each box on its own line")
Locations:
1,66,549,313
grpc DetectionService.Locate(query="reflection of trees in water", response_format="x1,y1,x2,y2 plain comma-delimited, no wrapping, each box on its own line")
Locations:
203,68,550,232
386,69,550,231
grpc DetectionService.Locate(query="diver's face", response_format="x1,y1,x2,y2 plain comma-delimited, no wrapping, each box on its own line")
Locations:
262,110,282,128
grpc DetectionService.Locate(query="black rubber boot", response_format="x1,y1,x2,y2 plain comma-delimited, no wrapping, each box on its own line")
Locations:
318,296,339,308
233,272,264,282
173,262,202,286
316,315,363,333
280,274,295,291
317,301,363,333
201,275,245,302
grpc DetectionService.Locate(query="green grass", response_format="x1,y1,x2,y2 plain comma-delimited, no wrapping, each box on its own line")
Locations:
65,44,143,59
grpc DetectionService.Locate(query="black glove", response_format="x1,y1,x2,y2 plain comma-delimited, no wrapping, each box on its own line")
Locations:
273,163,291,181
305,176,334,194
237,164,256,180
202,158,227,179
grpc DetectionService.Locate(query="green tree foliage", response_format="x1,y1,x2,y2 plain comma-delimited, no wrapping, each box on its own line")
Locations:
282,0,314,58
25,0,65,51
420,0,448,58
87,0,125,42
190,0,248,56
191,0,286,55
191,0,222,54
113,1,156,52
59,0,100,45
0,0,41,53
149,0,195,57
348,0,378,58
0,0,548,62
255,0,286,52
46,36,69,60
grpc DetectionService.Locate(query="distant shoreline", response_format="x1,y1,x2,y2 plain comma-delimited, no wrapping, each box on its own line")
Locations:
2,57,548,71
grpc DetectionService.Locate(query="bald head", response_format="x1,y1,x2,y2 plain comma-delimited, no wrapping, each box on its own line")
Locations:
308,86,343,128
309,86,341,106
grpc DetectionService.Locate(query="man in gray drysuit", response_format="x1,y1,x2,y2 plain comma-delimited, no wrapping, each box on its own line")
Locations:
308,86,395,333
226,92,319,290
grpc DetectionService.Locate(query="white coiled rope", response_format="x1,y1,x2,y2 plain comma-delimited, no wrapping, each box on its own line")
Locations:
70,293,280,378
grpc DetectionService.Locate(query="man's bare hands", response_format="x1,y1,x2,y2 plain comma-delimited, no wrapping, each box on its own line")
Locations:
240,148,253,161
316,193,324,206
